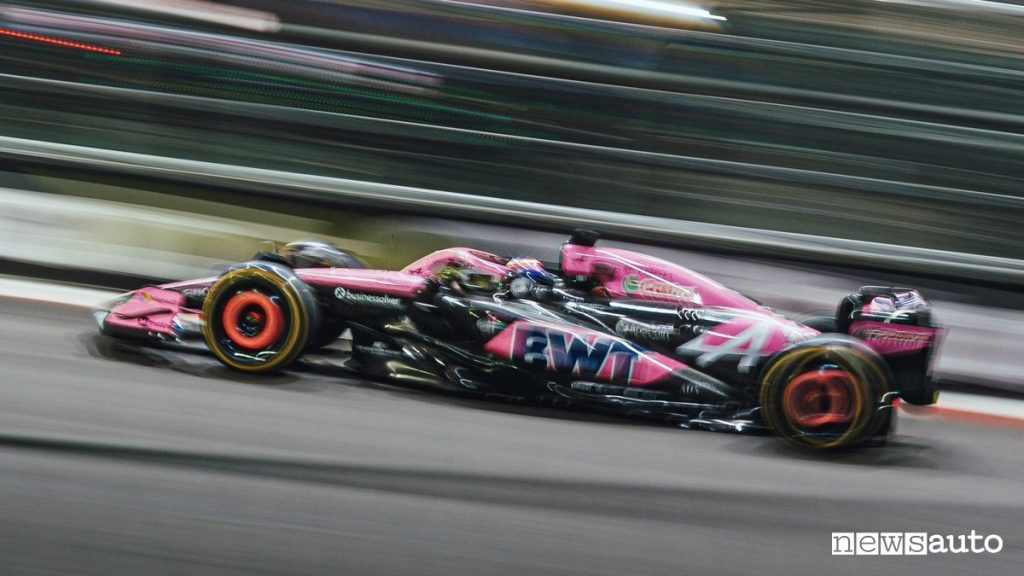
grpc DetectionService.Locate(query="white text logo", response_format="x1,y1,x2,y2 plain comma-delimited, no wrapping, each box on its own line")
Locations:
832,531,1003,555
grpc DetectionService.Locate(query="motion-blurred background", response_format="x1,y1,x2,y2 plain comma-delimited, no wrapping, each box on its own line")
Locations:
3,0,1023,254
2,3,1024,575
2,0,1023,387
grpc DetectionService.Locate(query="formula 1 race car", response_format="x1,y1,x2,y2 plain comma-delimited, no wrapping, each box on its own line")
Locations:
94,230,942,449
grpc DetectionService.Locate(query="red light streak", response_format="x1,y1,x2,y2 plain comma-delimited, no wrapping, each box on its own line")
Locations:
0,28,121,56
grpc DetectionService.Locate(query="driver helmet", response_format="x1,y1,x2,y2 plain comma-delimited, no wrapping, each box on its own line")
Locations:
506,257,553,283
506,258,554,299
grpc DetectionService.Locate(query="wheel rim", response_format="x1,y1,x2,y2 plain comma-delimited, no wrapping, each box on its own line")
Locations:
221,290,284,351
782,369,857,429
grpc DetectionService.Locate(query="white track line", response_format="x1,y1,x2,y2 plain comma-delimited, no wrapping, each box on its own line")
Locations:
0,275,118,308
2,275,1023,426
899,394,1024,429
935,391,1024,420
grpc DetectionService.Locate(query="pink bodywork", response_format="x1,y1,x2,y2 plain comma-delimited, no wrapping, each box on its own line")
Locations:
484,320,687,386
560,244,760,310
561,244,816,360
678,312,819,372
695,314,817,353
850,320,937,356
102,286,187,337
298,268,427,297
103,245,818,363
300,246,512,296
103,270,430,338
401,247,511,279
102,248,510,339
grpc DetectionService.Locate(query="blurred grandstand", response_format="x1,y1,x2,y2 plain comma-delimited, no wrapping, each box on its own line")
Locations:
1,0,1022,262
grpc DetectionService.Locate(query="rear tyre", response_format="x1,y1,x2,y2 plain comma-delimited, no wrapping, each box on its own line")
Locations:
275,240,366,269
795,311,837,334
202,263,317,373
759,338,891,449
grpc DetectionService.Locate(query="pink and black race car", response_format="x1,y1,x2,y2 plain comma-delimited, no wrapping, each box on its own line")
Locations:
94,230,941,449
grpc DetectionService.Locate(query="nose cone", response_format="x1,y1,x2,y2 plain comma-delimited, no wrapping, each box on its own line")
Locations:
92,309,110,332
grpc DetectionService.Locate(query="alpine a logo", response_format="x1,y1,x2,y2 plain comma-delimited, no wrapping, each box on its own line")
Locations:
678,318,812,374
334,287,403,309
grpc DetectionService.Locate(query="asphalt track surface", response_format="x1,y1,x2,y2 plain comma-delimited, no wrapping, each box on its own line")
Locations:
1,297,1022,575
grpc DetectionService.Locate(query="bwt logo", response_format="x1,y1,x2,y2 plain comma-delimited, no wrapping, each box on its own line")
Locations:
516,328,639,381
832,532,1003,555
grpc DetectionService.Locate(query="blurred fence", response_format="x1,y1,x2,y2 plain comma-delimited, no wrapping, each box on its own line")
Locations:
1,1,1022,273
3,135,1022,287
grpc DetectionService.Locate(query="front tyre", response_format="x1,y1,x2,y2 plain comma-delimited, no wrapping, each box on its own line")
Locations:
759,337,891,449
202,263,316,373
